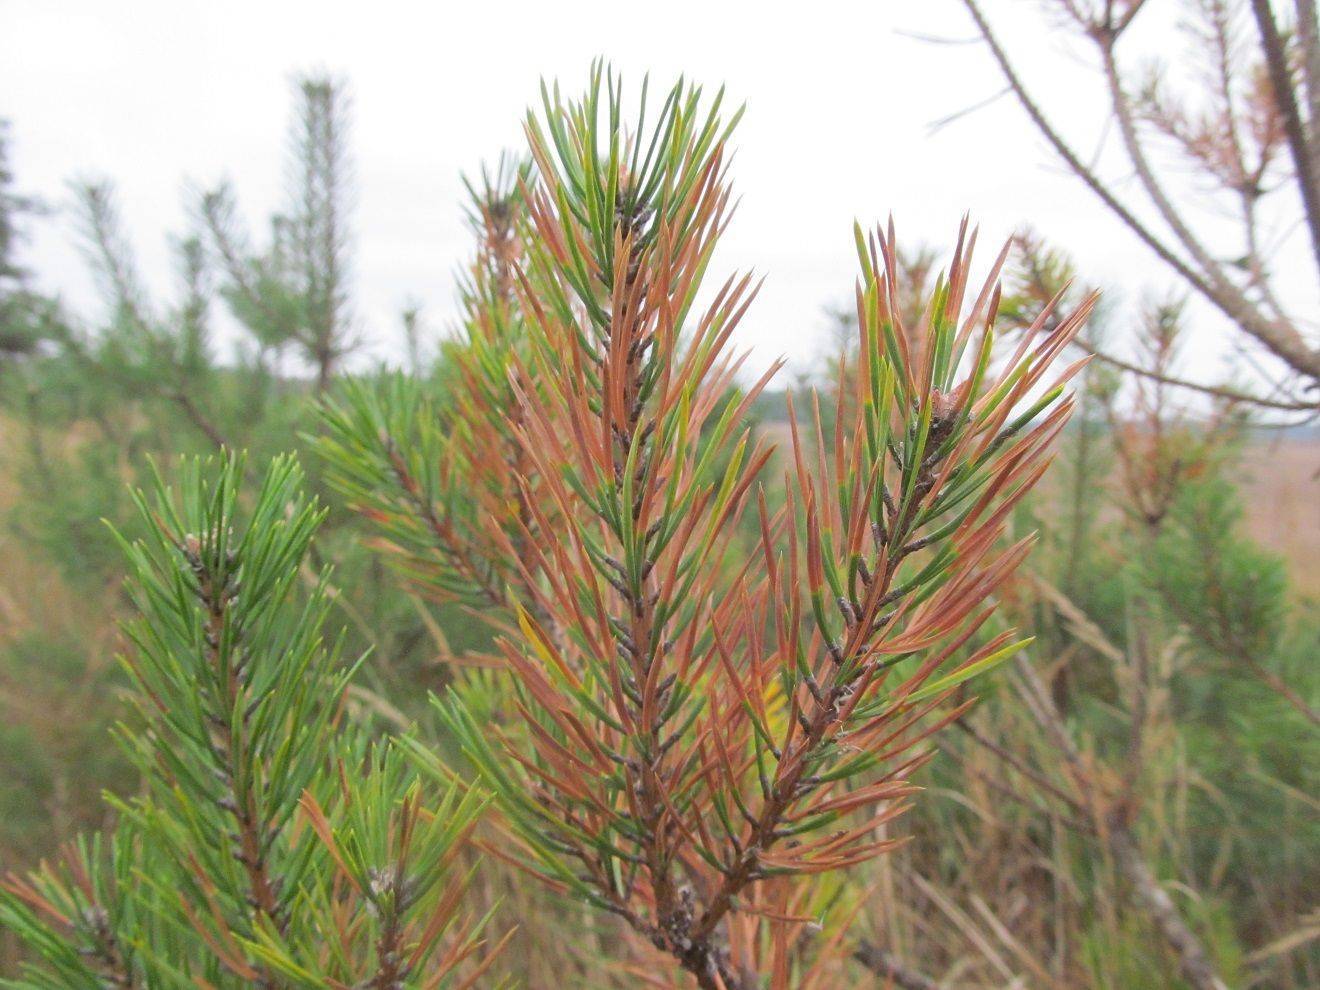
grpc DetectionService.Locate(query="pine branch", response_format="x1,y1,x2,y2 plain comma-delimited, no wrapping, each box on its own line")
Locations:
434,65,1092,987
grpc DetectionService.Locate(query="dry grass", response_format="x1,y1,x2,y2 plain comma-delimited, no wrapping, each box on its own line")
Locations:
763,415,1320,598
1238,436,1320,598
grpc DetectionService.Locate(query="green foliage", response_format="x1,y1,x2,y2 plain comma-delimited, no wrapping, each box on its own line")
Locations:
110,454,349,944
0,830,164,989
1149,476,1288,661
1147,475,1319,953
0,83,435,880
316,374,500,608
0,725,54,865
254,738,501,989
1,454,499,988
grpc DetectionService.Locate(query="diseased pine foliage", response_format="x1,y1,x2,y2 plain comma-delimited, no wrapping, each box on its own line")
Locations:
3,48,1315,990
321,65,1093,988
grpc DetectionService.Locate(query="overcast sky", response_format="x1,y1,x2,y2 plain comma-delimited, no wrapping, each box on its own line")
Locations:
2,0,1306,385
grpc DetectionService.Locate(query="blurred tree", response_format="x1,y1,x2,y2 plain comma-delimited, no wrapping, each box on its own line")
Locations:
200,74,356,392
0,121,61,363
0,80,432,909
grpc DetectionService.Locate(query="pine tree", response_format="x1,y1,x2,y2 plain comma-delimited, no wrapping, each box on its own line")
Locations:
0,120,59,362
320,65,1093,987
1,454,501,988
201,74,356,392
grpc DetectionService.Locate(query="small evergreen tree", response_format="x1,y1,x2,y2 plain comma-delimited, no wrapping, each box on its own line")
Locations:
320,65,1093,987
1,454,502,988
0,120,57,362
201,74,356,392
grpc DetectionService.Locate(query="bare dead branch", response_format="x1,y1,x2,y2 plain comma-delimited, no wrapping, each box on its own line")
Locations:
959,0,1320,385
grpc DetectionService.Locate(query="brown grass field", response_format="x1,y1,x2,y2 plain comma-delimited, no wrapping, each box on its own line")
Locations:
1238,436,1320,598
2,423,1316,638
750,417,1320,601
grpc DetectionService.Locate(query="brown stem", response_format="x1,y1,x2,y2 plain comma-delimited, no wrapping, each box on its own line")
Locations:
1240,654,1320,728
1013,654,1231,990
314,345,335,393
1109,826,1231,990
1095,33,1279,359
172,390,230,449
200,191,291,337
613,247,686,970
1153,569,1320,729
1007,124,1309,411
853,941,940,990
369,871,407,989
384,445,506,608
192,550,286,988
1297,0,1320,160
951,718,1088,815
691,446,932,951
81,903,136,989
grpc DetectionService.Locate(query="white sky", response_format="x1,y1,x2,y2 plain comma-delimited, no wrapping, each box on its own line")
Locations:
2,0,1310,387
